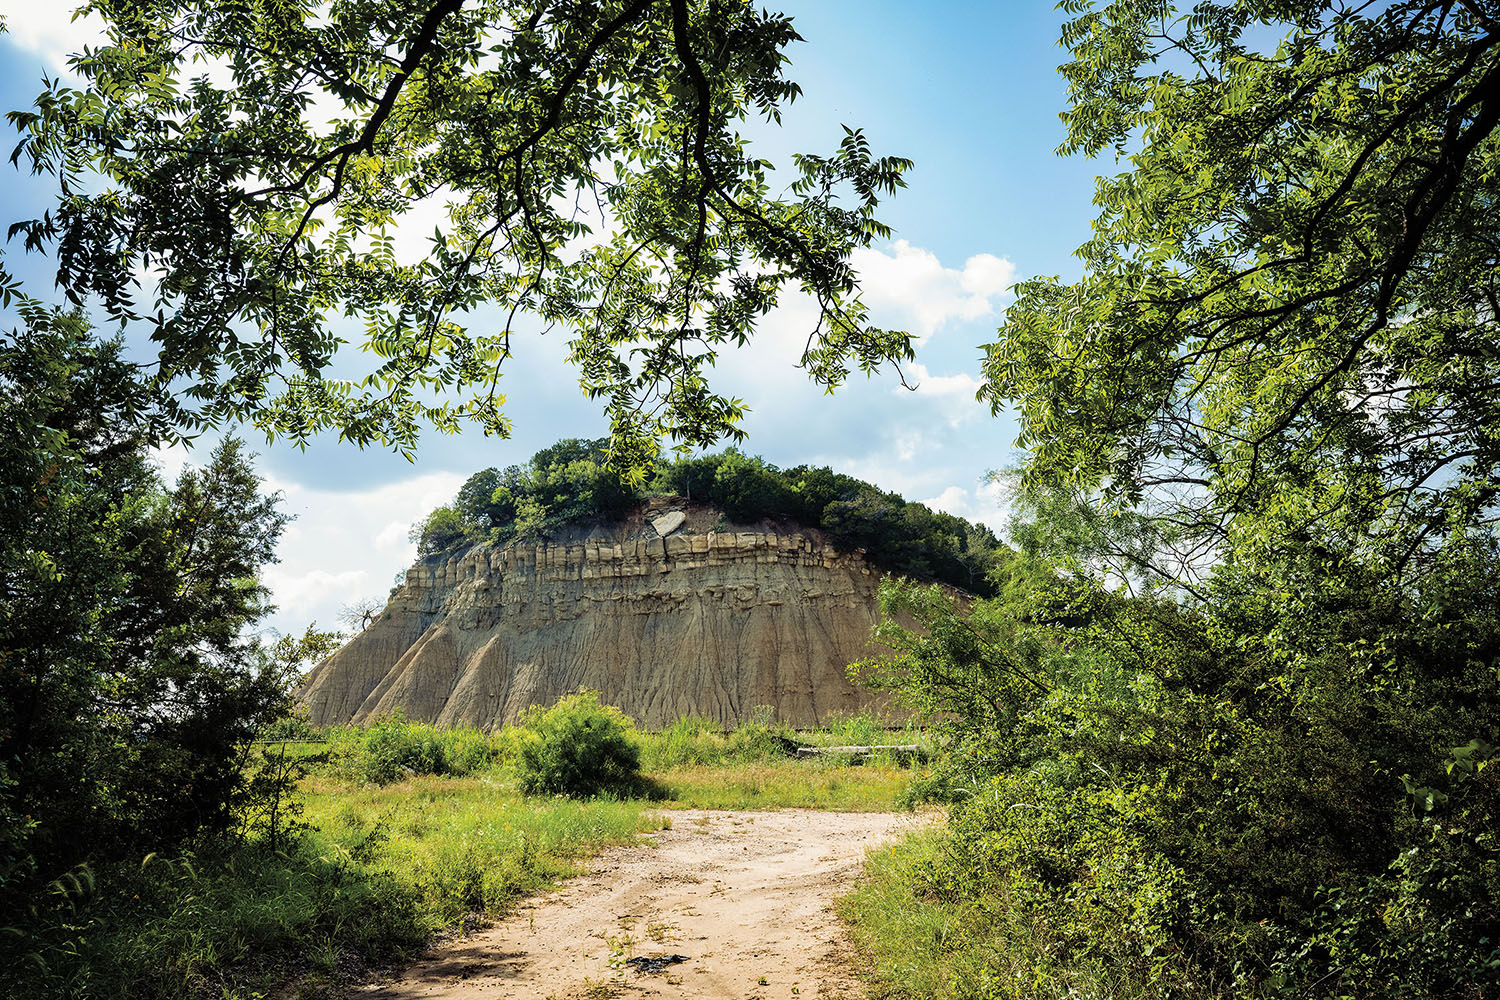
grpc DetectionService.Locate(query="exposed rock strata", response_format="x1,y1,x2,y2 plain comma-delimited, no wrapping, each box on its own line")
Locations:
298,525,893,729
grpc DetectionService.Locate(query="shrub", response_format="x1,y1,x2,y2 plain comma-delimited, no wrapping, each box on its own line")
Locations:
514,691,642,797
437,726,494,776
325,714,496,784
257,713,318,742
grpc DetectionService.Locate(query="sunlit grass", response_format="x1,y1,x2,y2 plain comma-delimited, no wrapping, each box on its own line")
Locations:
51,713,931,998
840,829,1137,1000
651,760,913,811
299,772,665,928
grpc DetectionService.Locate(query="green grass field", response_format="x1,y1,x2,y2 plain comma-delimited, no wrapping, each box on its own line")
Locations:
29,710,933,1000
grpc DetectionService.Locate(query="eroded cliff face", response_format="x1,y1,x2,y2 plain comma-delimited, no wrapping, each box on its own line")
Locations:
297,515,892,729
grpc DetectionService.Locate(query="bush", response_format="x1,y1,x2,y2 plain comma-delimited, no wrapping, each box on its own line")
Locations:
514,691,641,797
438,726,494,776
325,714,496,784
257,713,318,743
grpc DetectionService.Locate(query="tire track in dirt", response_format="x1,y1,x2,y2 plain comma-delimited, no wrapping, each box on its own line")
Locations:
358,809,928,1000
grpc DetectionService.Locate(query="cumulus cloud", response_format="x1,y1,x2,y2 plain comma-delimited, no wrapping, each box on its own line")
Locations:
901,361,986,428
263,568,369,623
918,477,1011,534
258,469,467,636
851,240,1015,343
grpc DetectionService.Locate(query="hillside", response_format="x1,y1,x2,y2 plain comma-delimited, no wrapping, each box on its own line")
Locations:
299,442,1004,728
300,503,904,728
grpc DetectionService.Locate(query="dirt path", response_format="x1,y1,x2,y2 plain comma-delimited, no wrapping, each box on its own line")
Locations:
358,809,926,1000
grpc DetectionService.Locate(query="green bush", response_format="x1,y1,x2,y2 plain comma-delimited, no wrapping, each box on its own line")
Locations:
855,562,1500,998
324,714,496,784
514,691,642,797
437,726,494,776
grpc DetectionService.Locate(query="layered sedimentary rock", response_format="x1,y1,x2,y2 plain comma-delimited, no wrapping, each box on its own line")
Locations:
297,520,892,728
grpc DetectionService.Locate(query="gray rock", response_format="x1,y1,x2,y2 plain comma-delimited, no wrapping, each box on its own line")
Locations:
650,510,687,536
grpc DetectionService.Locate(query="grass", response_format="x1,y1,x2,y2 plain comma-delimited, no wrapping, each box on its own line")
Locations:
651,760,914,811
21,774,667,1000
18,710,930,1000
838,828,1127,1000
299,772,666,928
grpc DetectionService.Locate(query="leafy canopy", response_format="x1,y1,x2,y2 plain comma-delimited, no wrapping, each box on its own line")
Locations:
8,0,913,468
854,4,1500,995
0,310,297,922
988,0,1500,586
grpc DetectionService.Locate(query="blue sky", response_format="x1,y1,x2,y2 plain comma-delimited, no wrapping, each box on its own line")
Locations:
0,3,1104,636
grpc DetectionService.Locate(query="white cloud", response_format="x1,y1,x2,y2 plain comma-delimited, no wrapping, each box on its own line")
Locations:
4,6,108,71
960,253,1015,298
905,361,983,400
259,469,466,636
918,477,1011,534
902,361,986,428
374,520,413,552
263,567,368,623
851,240,1015,343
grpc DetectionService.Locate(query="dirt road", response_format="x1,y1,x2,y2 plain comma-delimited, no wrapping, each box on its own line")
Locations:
358,809,925,1000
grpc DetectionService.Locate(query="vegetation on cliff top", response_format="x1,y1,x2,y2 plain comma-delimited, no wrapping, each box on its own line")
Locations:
410,438,1009,596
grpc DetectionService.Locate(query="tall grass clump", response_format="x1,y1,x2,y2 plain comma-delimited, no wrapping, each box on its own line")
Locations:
636,707,799,769
638,714,727,769
11,834,428,1000
723,705,800,761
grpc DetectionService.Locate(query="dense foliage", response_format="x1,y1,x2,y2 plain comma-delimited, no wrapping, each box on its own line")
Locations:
6,1,1498,996
7,0,912,464
324,711,497,785
865,556,1499,997
513,690,643,797
413,437,1008,595
852,3,1500,997
992,0,1500,586
0,310,302,992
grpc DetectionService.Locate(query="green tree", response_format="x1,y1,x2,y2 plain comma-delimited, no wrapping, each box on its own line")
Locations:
868,4,1500,994
453,467,505,530
987,0,1500,582
8,0,913,466
0,310,294,916
409,504,471,556
708,450,796,521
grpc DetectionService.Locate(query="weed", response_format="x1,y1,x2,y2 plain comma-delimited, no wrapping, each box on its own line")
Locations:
604,931,637,969
645,920,678,943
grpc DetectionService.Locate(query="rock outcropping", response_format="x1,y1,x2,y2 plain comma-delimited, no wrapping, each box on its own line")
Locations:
298,515,893,728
